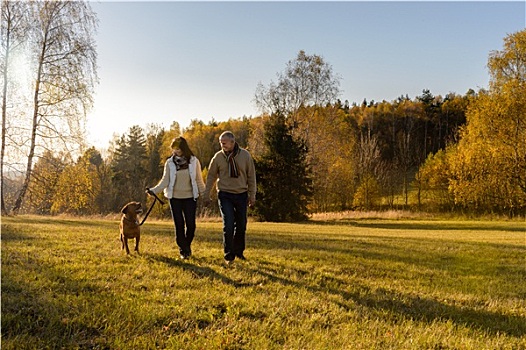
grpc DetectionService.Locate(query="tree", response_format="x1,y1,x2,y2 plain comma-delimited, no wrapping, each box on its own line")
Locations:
353,174,381,210
253,113,312,222
52,151,97,215
183,117,252,169
1,0,30,215
111,126,148,209
145,124,165,188
254,50,340,134
182,119,222,168
354,130,383,210
11,1,98,214
449,30,526,215
450,90,526,215
158,121,181,161
254,51,340,215
25,151,66,214
488,30,526,89
440,92,468,145
83,147,111,213
306,105,356,212
415,148,455,211
388,99,425,205
417,89,441,157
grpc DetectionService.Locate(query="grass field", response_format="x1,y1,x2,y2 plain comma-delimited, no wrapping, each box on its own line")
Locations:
2,215,525,349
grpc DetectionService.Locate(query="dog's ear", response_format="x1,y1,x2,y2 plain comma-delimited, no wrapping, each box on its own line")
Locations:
121,203,129,214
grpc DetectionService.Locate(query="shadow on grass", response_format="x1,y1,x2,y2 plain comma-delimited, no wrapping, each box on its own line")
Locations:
243,262,526,338
311,219,526,233
1,262,109,348
1,224,38,241
3,215,115,228
246,233,525,277
338,286,526,338
145,253,254,288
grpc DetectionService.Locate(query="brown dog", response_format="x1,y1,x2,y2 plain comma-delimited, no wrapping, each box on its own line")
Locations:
119,201,143,254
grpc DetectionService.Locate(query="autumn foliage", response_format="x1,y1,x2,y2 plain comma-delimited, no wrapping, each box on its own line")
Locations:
4,31,526,218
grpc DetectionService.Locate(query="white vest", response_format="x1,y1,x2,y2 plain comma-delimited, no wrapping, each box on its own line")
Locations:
164,156,200,200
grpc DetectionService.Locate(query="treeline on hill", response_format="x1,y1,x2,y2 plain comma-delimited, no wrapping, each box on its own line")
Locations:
9,86,518,219
3,23,525,220
6,81,526,219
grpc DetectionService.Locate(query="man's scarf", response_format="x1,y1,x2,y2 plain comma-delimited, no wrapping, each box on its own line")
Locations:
224,142,240,178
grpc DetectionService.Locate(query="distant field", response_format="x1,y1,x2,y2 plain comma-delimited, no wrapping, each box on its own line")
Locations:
2,215,525,349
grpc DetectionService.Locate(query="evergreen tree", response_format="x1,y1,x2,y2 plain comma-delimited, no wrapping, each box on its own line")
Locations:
253,114,312,222
111,125,149,209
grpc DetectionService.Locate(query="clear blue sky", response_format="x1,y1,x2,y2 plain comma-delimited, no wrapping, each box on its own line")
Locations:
87,1,525,148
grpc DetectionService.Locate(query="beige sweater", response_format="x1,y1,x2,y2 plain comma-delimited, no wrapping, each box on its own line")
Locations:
205,147,256,201
150,156,205,200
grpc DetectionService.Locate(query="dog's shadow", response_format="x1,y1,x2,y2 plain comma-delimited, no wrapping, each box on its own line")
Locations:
144,253,246,287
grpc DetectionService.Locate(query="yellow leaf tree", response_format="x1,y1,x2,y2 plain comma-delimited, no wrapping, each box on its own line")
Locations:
449,30,526,215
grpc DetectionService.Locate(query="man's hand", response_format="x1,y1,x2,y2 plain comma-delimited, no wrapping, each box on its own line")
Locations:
248,198,256,208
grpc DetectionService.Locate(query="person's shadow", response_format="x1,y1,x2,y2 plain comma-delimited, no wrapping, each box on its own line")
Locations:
145,253,253,288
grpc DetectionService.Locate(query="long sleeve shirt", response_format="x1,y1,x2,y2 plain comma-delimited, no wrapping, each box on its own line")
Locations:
150,156,205,200
204,147,256,201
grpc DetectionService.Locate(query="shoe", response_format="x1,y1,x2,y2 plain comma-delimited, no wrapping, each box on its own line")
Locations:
180,254,187,260
236,254,246,260
224,259,233,265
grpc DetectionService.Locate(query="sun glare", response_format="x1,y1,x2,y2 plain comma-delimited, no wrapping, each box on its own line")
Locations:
10,50,33,92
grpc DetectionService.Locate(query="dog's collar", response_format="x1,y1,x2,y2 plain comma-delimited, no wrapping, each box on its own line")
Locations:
123,215,139,226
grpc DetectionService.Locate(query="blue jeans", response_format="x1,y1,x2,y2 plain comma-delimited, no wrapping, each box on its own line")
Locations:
169,198,197,256
218,191,248,261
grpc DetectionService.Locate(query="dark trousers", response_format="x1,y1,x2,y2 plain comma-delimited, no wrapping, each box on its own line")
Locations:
169,198,197,256
218,191,248,261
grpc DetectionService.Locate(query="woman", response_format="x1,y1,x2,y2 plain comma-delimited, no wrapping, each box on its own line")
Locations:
147,137,205,259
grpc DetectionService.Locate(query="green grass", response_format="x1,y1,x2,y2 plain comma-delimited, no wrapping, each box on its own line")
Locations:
2,215,525,349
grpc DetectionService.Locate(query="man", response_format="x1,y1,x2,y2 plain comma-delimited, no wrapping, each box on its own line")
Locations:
204,131,256,264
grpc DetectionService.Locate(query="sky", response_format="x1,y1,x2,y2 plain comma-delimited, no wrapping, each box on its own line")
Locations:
87,1,526,148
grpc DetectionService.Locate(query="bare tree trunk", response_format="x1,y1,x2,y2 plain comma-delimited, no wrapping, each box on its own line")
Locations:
1,21,10,216
1,0,28,215
12,41,45,214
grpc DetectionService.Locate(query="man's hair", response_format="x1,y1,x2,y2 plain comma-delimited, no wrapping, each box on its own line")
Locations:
219,131,235,141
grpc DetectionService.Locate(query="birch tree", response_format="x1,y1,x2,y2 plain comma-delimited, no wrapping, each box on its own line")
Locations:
449,30,526,215
10,0,98,214
254,50,340,136
1,0,30,215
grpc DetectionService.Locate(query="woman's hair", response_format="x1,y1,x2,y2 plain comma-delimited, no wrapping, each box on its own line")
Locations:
170,137,194,159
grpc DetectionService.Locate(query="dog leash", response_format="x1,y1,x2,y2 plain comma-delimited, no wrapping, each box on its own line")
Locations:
139,189,166,226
